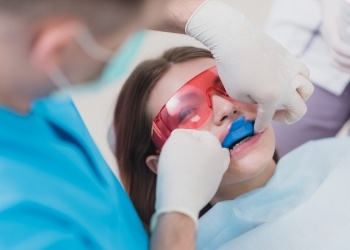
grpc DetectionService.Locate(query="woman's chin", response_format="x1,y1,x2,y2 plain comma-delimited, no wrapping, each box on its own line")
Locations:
225,139,275,181
224,156,274,185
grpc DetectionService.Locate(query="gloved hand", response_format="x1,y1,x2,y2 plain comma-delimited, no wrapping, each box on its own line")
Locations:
186,0,314,133
150,129,229,231
321,0,350,73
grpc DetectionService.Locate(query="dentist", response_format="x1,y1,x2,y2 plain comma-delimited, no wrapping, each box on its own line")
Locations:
0,0,313,249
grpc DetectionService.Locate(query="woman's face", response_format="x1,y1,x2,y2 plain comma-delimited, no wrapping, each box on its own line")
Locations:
147,58,276,187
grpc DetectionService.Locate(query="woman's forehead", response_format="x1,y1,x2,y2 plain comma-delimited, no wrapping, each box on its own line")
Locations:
148,58,216,119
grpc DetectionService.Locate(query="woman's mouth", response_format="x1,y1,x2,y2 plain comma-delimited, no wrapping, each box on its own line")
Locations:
221,116,254,148
228,132,262,157
221,116,261,157
228,135,253,152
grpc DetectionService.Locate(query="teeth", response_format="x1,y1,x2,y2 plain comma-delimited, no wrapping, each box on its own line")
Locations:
229,136,252,152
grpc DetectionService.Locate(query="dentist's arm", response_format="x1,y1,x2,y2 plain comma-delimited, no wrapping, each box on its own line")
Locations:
151,213,195,250
150,130,229,250
157,0,314,133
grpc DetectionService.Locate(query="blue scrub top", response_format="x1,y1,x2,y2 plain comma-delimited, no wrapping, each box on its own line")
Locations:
0,95,148,249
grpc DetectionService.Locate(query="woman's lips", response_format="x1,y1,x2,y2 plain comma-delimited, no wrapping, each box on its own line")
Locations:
229,132,263,158
219,123,234,143
220,117,255,148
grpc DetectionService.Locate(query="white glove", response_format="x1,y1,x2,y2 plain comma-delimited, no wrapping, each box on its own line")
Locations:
321,0,350,73
186,0,314,133
150,129,229,230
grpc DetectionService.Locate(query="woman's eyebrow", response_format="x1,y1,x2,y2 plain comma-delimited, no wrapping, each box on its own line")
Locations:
174,75,221,101
178,92,201,101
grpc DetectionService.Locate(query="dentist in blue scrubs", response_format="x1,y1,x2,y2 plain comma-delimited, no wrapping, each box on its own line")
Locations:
0,0,314,249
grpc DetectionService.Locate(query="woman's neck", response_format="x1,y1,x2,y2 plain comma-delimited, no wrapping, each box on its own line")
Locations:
210,160,276,205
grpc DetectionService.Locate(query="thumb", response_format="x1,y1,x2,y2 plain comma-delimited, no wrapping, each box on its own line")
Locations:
254,103,276,133
219,148,230,172
191,130,222,145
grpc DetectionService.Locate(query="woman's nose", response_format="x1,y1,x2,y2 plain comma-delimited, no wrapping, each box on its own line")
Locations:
211,95,239,125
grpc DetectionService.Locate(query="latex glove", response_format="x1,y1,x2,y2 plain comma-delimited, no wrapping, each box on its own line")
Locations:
150,129,229,230
321,0,350,73
186,0,314,133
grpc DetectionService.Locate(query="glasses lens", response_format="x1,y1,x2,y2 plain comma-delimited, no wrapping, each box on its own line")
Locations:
152,66,225,149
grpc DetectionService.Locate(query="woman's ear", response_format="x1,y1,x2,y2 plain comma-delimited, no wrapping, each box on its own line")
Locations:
146,155,159,174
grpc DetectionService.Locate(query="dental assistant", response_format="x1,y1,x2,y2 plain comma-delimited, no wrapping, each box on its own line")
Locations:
0,0,313,249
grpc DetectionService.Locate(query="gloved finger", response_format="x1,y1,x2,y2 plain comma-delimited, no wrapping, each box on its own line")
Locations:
170,128,193,139
297,61,310,78
254,102,277,133
292,74,314,101
218,148,230,172
219,81,256,104
229,93,256,104
273,91,307,124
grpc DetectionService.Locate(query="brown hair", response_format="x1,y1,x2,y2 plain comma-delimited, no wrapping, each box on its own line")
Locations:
114,46,214,232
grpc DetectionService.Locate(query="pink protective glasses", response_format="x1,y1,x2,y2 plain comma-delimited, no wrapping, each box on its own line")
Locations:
151,66,229,150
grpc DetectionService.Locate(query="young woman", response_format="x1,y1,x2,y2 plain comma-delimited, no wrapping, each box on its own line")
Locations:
113,46,350,248
114,46,278,229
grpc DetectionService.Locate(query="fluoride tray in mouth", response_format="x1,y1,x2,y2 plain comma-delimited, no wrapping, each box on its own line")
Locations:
221,116,254,149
